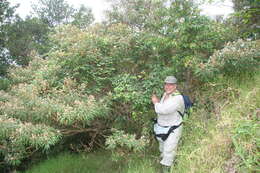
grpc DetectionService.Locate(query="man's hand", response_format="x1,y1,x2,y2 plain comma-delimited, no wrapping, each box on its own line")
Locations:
151,94,160,104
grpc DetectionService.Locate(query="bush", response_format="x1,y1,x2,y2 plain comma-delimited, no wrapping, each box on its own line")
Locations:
0,115,61,166
195,39,260,80
0,78,11,91
105,129,149,162
0,13,239,169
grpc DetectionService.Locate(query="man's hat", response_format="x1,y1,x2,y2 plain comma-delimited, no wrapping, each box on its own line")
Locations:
164,76,177,84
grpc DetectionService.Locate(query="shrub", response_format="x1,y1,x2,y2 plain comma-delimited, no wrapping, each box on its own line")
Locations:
0,14,239,169
105,129,149,161
195,39,260,80
0,115,61,166
0,78,11,91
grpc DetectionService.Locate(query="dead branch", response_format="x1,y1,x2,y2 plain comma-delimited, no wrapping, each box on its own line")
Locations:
59,128,99,136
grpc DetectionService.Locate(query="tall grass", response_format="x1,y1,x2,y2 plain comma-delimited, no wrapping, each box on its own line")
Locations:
173,71,260,173
22,151,120,173
22,150,161,173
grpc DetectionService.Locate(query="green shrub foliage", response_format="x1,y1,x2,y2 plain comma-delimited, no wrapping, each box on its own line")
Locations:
0,0,245,168
195,39,260,80
105,128,149,161
0,115,61,166
0,78,11,91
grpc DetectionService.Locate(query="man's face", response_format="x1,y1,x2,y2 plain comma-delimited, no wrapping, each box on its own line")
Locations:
164,83,176,94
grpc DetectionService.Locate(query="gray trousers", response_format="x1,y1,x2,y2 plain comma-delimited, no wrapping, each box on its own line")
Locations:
157,125,183,166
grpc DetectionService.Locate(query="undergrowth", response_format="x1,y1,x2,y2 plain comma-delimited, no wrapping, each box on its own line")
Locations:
174,71,260,173
21,150,160,173
21,71,259,173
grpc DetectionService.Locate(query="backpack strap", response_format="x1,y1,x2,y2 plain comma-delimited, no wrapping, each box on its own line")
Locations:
171,90,181,97
170,91,185,118
177,110,184,118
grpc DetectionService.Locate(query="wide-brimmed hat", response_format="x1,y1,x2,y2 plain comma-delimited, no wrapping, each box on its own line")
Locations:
164,76,177,84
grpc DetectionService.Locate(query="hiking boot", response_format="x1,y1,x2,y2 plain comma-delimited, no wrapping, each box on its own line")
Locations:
160,165,171,173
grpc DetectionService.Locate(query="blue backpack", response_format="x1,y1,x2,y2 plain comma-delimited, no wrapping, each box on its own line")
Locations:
178,94,193,118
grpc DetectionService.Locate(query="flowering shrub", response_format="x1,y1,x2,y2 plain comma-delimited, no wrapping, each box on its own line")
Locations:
0,81,110,128
0,17,236,168
195,39,260,80
105,129,149,161
0,115,61,166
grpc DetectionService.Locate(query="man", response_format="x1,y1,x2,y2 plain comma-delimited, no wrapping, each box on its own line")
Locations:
151,76,185,172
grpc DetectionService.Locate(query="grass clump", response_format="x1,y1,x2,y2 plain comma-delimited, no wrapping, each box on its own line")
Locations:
22,150,160,173
23,151,119,173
